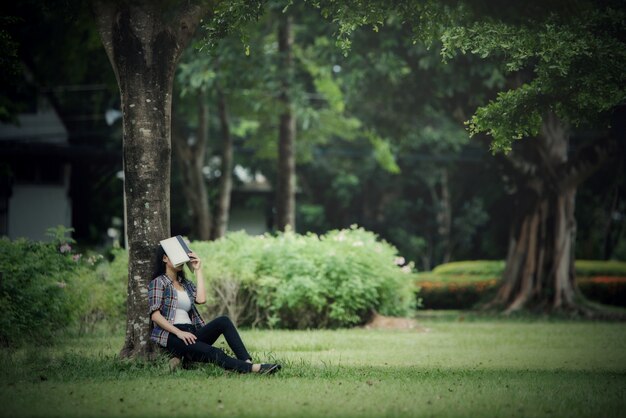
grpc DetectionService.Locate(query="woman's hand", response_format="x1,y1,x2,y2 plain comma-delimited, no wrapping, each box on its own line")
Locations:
188,251,202,272
176,330,197,345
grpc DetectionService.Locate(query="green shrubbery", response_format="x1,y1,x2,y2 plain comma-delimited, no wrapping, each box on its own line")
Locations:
418,259,626,309
431,260,506,278
0,226,415,345
193,227,417,328
0,228,127,346
0,235,78,346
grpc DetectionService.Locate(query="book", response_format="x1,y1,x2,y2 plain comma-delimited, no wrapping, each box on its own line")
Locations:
159,235,192,268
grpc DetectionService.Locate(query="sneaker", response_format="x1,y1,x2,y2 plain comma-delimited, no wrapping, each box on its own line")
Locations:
259,363,282,374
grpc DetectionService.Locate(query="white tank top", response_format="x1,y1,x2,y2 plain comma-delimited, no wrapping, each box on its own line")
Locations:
174,288,192,325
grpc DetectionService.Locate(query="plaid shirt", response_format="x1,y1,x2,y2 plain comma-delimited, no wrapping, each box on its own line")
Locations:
148,274,206,347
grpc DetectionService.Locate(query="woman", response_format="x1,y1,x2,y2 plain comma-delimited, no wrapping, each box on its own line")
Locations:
148,243,281,374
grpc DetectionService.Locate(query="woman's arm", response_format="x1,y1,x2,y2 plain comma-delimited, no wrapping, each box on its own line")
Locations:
150,310,197,345
188,251,206,304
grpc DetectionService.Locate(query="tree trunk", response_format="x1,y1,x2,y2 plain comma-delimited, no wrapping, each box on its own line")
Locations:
212,87,234,240
425,168,452,266
172,92,212,240
276,13,296,232
93,0,206,358
490,112,616,313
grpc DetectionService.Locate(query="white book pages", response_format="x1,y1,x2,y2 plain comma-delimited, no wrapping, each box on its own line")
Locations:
160,236,191,267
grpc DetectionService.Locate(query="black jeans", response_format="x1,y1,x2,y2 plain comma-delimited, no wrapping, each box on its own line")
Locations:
166,315,253,373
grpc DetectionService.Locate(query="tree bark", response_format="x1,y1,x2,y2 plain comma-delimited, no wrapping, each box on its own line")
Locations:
172,92,212,240
92,0,207,358
276,13,296,232
489,112,616,313
212,87,234,239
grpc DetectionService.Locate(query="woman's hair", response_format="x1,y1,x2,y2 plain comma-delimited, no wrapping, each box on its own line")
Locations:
152,243,187,282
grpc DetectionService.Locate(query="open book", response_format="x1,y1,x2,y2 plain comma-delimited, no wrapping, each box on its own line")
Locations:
159,235,192,268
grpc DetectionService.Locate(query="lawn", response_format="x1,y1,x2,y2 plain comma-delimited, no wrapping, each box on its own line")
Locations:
1,316,625,418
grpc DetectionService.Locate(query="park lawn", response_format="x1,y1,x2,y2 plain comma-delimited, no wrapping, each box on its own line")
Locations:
1,318,625,418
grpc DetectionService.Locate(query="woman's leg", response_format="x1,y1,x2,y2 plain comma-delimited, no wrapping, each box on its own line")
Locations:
166,330,252,373
195,316,252,361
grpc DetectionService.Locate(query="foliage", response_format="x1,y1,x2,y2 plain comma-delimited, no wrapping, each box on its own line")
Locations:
0,229,127,346
432,260,506,277
440,4,626,153
0,234,79,346
430,259,626,279
70,248,127,334
192,227,417,328
418,279,499,309
574,260,626,277
577,277,626,307
419,259,626,308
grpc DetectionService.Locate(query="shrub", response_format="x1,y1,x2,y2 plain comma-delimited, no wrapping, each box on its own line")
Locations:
70,248,127,334
419,259,626,309
574,260,626,277
577,277,626,307
0,229,128,346
193,226,417,328
0,234,81,346
417,280,499,309
430,259,626,280
432,260,505,278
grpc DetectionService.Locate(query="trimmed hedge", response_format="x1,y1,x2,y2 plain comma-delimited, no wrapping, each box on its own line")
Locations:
577,277,626,307
419,259,626,309
430,259,626,279
432,260,505,277
417,279,499,310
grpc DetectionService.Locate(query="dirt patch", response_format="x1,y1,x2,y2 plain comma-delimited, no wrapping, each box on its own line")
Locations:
363,312,429,331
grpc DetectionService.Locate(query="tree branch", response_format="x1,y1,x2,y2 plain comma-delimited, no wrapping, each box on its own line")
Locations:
560,135,618,190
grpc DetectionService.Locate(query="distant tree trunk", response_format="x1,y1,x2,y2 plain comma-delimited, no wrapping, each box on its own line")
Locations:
172,92,212,240
602,184,623,260
212,87,234,240
489,112,616,314
276,13,296,231
93,0,207,358
425,168,452,266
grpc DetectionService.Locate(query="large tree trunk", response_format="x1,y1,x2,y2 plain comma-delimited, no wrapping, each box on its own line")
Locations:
172,92,212,240
93,0,206,358
212,87,234,240
275,13,296,231
490,112,616,314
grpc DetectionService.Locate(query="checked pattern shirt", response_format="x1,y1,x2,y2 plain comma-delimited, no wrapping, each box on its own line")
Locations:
148,274,206,347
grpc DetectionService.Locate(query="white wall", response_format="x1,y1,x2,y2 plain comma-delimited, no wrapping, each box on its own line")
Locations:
8,185,72,241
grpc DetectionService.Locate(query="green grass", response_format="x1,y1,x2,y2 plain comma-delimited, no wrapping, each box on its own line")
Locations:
1,318,626,418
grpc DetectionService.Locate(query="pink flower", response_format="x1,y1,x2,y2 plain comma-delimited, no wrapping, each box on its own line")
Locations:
72,254,82,262
60,243,72,253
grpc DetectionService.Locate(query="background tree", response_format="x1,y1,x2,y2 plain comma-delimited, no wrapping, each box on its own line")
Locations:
312,0,626,313
276,8,297,231
294,16,506,270
440,2,625,313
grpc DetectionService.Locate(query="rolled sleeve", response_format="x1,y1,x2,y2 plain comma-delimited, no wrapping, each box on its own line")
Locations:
148,277,164,315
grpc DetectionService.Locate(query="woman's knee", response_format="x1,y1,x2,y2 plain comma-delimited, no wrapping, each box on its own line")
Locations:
215,315,233,327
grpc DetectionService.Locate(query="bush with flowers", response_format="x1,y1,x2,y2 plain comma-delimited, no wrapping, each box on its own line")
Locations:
192,226,418,328
0,227,126,346
0,227,84,346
